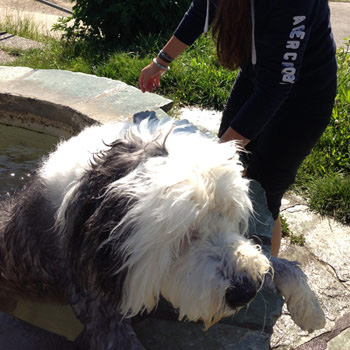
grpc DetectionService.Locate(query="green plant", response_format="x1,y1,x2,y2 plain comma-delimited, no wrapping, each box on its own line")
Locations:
280,214,305,246
55,0,191,45
0,15,44,41
308,174,350,224
294,38,350,206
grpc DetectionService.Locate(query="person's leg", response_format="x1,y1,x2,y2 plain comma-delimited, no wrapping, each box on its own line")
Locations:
271,218,281,257
246,95,335,256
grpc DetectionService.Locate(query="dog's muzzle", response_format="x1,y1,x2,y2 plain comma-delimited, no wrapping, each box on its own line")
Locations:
225,275,260,309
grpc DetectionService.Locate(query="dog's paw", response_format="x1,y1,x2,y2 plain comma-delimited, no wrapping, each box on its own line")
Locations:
287,288,326,332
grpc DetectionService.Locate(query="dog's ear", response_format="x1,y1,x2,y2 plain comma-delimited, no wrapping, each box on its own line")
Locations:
58,136,168,304
60,178,129,305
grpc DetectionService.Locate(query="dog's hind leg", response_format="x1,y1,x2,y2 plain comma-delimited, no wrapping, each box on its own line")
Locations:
269,256,326,332
71,292,145,350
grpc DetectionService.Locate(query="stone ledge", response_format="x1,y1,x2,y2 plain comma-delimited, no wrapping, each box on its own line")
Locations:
0,66,172,137
0,312,77,350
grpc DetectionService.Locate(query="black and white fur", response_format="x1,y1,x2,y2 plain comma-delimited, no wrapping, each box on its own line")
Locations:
0,117,325,349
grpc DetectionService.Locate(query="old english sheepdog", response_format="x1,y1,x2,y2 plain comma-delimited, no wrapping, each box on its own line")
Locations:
0,117,325,349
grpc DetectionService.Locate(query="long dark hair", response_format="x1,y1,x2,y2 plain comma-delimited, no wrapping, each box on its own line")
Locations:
212,0,252,70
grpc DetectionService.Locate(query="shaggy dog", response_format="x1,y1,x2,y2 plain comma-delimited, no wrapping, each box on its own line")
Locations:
0,117,325,349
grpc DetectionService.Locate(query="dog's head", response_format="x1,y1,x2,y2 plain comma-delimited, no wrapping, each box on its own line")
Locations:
110,119,270,327
57,118,270,328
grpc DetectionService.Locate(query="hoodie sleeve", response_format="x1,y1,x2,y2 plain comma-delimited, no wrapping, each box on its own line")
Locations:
229,0,319,140
173,0,217,45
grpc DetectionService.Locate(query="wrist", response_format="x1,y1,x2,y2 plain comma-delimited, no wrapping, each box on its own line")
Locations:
152,57,170,71
158,49,174,64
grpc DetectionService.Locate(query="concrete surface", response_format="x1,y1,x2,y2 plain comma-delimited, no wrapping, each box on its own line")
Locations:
329,2,350,47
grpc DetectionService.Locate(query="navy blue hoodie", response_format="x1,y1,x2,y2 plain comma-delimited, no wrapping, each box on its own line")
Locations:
174,0,337,140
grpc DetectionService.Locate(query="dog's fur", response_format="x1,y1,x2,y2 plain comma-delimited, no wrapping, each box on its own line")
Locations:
0,117,325,349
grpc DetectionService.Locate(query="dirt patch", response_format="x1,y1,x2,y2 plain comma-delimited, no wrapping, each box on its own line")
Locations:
1,0,74,16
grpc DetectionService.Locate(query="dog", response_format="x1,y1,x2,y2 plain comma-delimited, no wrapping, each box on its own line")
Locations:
0,117,325,349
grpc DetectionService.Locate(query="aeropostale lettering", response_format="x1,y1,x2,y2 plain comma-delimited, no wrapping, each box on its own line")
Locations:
281,15,306,84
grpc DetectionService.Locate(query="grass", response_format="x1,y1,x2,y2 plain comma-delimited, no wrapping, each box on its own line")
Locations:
280,215,305,246
293,40,350,224
0,15,46,42
0,17,349,226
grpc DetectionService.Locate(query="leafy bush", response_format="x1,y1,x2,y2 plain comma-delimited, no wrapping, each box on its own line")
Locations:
57,0,191,44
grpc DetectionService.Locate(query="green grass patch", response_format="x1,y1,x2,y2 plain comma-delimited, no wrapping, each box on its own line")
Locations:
308,174,350,224
280,215,305,246
293,40,350,223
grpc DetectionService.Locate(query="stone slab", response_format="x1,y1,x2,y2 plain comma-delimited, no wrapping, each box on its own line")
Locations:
270,191,350,350
4,69,128,105
0,66,173,136
134,318,271,350
0,68,173,116
77,86,173,123
328,328,350,350
281,201,350,285
0,312,77,350
0,66,33,82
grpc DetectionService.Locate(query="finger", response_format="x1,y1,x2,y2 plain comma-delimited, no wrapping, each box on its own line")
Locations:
147,79,155,93
139,73,146,93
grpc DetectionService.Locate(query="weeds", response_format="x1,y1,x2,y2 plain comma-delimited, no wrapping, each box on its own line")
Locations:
294,38,350,223
280,215,306,246
0,15,46,42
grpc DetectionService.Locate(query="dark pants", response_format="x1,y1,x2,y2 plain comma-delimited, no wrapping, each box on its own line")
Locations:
218,71,336,220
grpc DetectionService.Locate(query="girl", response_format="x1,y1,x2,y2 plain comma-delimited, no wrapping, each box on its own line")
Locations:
139,0,337,256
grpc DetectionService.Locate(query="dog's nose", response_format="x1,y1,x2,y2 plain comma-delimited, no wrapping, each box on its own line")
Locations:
225,275,260,309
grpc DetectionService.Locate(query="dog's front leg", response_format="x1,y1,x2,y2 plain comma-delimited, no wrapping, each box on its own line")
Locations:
70,292,145,350
270,256,326,332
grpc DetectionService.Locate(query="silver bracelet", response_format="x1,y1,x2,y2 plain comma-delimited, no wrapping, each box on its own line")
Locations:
152,58,170,71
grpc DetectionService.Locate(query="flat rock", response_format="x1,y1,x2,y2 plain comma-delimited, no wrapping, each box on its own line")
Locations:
0,67,173,137
0,312,77,350
328,328,350,350
134,318,271,350
270,193,350,349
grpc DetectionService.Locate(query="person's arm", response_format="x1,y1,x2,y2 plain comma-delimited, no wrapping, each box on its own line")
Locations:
139,36,188,93
139,0,218,93
219,127,251,146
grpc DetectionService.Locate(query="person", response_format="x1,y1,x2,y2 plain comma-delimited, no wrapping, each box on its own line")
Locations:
139,0,337,256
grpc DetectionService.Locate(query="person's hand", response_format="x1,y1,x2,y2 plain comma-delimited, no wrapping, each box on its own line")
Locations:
219,127,250,147
139,61,167,93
